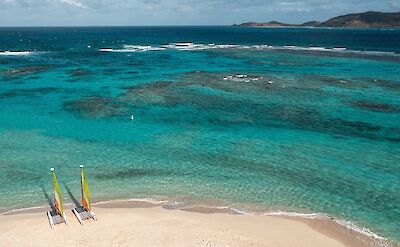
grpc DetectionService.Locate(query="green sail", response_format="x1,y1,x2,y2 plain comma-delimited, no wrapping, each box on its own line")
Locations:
81,165,91,211
51,168,64,217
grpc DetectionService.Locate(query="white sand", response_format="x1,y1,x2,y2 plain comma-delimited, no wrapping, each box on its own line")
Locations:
0,205,357,247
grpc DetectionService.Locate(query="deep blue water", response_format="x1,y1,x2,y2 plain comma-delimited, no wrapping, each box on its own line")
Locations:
1,26,400,52
0,27,399,243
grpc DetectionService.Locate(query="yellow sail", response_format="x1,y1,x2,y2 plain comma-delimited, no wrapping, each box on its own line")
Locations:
80,165,92,211
51,168,64,217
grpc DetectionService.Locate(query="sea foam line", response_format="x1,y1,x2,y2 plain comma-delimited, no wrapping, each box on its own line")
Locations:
96,198,389,242
228,207,387,241
0,205,47,215
0,51,35,56
98,43,399,57
0,50,46,57
265,211,387,240
93,197,168,205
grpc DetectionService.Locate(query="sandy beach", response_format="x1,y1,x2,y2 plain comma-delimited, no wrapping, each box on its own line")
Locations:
0,201,391,247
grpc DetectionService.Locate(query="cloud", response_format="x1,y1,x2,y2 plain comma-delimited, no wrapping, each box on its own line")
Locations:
0,0,86,8
58,0,87,9
388,1,399,8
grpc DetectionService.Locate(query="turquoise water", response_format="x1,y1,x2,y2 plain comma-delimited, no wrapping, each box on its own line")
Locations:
0,27,399,242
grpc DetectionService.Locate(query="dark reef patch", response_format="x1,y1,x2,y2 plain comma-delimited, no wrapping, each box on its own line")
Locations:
125,71,139,75
178,70,280,94
1,87,60,98
332,118,381,132
63,96,126,118
68,68,91,77
64,71,399,143
123,77,397,142
94,167,177,180
349,100,400,113
362,77,400,91
10,81,25,85
1,65,53,80
102,68,122,76
262,105,389,141
307,75,363,89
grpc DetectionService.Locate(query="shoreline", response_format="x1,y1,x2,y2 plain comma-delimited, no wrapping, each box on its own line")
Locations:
232,25,400,30
0,198,397,247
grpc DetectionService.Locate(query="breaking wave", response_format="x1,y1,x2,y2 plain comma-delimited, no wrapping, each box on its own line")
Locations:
99,45,165,53
227,207,387,241
0,51,37,56
98,42,400,58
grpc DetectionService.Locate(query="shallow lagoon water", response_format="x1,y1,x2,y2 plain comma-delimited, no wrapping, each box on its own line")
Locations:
0,27,399,242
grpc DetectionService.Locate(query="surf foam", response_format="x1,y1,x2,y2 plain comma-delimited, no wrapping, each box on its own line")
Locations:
0,51,34,56
98,43,399,58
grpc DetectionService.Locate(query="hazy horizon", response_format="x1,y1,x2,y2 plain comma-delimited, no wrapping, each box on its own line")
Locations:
0,0,399,27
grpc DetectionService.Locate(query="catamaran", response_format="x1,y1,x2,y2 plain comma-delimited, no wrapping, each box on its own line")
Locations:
47,168,68,228
72,165,97,224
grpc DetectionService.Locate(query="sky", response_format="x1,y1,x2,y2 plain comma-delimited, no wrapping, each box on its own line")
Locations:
0,0,399,26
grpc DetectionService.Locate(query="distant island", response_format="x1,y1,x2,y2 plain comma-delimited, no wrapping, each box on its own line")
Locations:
233,11,400,28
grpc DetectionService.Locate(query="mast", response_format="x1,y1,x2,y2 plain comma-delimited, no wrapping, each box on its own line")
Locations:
51,168,64,217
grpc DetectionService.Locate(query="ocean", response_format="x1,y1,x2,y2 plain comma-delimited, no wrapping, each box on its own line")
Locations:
0,27,399,243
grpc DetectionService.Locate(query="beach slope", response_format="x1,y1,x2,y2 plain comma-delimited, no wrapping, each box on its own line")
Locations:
0,204,380,247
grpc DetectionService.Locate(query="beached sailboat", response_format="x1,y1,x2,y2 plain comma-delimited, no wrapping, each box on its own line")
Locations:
72,165,97,224
47,168,68,228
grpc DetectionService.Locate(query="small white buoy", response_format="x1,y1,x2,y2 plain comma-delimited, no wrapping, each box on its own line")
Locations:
131,115,134,120
87,45,91,48
50,167,55,172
